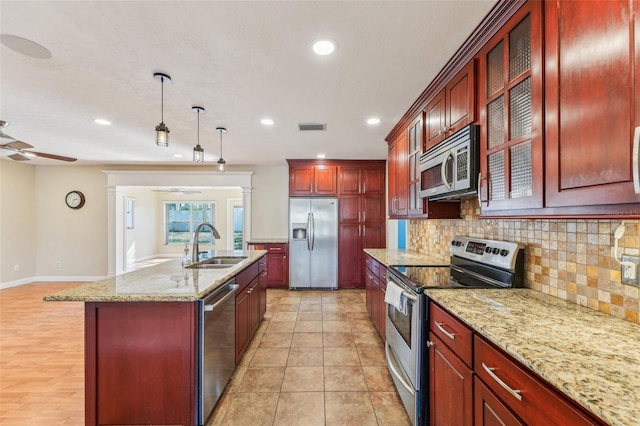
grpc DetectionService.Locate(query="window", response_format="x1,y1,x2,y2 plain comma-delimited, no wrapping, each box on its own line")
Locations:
125,198,135,230
233,205,243,250
165,202,216,245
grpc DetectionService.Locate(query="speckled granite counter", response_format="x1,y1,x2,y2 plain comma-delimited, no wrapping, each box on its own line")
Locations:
364,248,449,266
426,288,640,426
44,250,267,302
246,238,289,244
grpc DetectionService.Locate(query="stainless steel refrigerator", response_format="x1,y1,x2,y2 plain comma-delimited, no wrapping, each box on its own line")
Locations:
289,198,338,289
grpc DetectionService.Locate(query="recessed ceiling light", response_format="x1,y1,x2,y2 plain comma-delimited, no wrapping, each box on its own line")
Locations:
1,34,51,59
313,39,337,56
94,118,111,126
261,118,275,125
367,118,381,125
317,153,326,159
173,154,183,158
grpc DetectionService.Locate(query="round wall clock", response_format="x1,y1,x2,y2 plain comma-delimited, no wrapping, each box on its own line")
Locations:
65,190,85,209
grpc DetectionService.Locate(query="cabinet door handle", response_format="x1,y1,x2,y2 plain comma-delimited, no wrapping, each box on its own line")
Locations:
362,211,366,222
434,321,456,340
481,363,523,401
633,126,640,194
363,225,366,237
358,211,362,222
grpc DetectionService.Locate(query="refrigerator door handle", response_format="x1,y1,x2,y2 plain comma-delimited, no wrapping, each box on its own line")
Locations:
310,212,315,251
306,212,312,251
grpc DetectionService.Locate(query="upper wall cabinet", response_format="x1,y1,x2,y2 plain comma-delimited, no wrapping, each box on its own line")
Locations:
477,1,544,212
544,0,640,209
388,131,409,217
288,161,338,196
425,60,476,151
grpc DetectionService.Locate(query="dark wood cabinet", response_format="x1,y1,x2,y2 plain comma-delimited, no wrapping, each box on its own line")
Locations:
338,161,386,288
474,376,524,426
425,60,476,151
247,243,288,288
288,161,337,196
544,0,640,209
407,116,423,216
235,259,265,364
477,1,544,213
429,333,473,426
388,131,409,217
235,284,251,363
364,255,387,339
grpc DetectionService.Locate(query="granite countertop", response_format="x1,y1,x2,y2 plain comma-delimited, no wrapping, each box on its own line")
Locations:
426,288,640,426
44,250,267,303
246,238,289,244
364,248,449,266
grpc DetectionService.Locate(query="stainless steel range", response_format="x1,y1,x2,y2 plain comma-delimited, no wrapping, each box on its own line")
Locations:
384,237,524,425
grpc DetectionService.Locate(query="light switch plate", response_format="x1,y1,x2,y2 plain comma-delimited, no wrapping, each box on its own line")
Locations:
621,255,640,285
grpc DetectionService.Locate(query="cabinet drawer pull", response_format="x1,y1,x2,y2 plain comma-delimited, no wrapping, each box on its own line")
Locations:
482,362,522,401
269,247,282,251
633,126,640,194
434,321,456,340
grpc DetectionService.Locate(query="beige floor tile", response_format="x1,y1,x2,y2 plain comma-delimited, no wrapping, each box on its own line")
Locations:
226,366,247,392
363,366,395,391
297,311,323,321
279,295,302,302
322,311,350,321
370,391,412,425
237,367,285,392
323,332,355,347
325,392,378,425
276,303,300,312
344,303,367,313
238,348,256,367
259,333,293,348
207,392,232,426
298,303,322,312
299,296,322,304
271,311,298,322
323,320,351,332
290,332,323,348
281,366,324,392
287,347,323,366
324,366,368,391
250,348,290,367
220,392,279,426
347,311,371,321
321,303,344,312
273,392,325,426
350,320,377,333
294,320,323,333
265,321,296,333
323,346,361,366
357,345,387,366
354,332,383,347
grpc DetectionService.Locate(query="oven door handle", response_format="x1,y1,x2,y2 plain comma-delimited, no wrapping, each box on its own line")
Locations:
450,264,509,288
385,342,415,396
386,280,418,302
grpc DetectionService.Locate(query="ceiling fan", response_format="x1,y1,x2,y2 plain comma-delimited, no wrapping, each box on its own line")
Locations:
0,120,77,162
152,188,203,194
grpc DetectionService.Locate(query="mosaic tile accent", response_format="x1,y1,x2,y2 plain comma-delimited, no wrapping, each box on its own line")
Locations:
408,197,640,324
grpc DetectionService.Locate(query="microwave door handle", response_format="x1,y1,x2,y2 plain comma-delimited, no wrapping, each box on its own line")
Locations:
440,150,454,190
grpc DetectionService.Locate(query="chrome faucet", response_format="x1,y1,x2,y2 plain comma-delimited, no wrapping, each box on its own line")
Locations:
191,222,221,263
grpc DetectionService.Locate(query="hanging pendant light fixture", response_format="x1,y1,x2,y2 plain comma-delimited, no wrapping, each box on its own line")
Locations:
192,106,205,162
216,127,227,172
153,72,171,147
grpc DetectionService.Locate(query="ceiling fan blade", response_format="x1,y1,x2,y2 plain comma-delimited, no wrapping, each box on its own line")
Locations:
30,151,77,162
8,153,30,161
0,130,16,140
3,140,34,150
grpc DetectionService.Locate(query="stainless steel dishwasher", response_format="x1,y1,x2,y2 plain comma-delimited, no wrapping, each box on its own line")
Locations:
197,279,238,425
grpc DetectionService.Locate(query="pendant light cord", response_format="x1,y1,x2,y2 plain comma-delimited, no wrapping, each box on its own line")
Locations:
219,129,223,158
160,77,164,123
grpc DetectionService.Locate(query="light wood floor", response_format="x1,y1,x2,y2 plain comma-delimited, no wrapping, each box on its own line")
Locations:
0,282,85,425
0,283,409,425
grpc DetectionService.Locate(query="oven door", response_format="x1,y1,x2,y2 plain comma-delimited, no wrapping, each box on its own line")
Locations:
384,279,423,425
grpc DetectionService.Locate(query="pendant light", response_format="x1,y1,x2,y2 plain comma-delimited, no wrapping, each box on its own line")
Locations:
216,127,227,172
192,106,205,162
153,72,171,147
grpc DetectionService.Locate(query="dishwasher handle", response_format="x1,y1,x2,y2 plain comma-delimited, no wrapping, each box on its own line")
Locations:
204,284,238,312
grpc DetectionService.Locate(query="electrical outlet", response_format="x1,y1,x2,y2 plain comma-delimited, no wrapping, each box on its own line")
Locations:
55,261,61,268
13,264,19,271
435,233,440,244
621,255,640,285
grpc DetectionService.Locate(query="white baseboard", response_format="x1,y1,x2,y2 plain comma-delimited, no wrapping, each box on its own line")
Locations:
1,275,106,290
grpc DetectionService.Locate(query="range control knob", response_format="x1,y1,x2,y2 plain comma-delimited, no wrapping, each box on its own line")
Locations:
452,241,457,246
500,249,509,257
485,246,492,253
492,248,500,255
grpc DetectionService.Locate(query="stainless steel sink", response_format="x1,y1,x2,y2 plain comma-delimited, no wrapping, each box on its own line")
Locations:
187,256,247,269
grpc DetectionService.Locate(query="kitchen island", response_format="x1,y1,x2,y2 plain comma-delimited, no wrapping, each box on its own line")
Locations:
45,249,267,426
366,249,640,426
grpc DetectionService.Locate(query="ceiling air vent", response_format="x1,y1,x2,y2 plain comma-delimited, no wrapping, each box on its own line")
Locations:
298,123,326,131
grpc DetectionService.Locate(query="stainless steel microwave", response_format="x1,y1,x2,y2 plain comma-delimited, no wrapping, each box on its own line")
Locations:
419,124,479,200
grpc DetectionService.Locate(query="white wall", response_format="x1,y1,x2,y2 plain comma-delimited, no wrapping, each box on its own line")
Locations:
124,188,157,264
250,165,289,239
35,166,109,277
0,160,37,284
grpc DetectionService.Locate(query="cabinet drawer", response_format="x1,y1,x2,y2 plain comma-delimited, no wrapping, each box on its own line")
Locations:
371,259,380,277
248,243,287,253
474,336,599,426
258,256,267,273
430,303,473,367
379,266,387,282
236,261,260,292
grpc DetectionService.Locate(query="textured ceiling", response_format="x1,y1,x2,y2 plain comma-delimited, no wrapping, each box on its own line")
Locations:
0,0,496,167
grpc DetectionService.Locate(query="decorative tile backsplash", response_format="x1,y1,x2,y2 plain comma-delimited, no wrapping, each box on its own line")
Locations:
409,198,640,324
